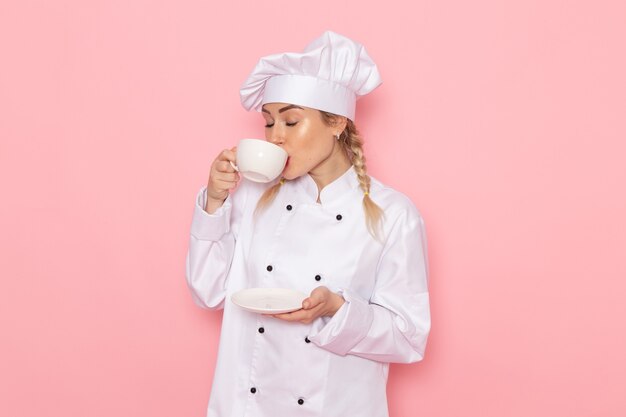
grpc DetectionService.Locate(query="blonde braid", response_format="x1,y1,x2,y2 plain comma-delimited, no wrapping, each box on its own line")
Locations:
341,122,384,239
254,177,285,215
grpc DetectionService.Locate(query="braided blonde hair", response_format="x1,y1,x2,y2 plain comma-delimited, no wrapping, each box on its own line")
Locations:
255,111,384,238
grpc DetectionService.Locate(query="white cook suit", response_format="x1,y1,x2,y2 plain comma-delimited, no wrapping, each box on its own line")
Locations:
186,165,431,417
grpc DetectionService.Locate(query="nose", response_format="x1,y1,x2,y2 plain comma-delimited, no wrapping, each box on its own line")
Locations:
267,128,284,146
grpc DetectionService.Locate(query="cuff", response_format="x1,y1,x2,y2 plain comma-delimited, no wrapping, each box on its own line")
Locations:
308,288,374,356
190,187,232,241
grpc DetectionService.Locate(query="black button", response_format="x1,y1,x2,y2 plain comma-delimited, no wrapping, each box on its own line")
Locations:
305,337,311,343
298,398,304,405
314,275,321,281
258,327,265,334
266,265,273,272
286,204,293,211
336,214,343,221
250,387,257,394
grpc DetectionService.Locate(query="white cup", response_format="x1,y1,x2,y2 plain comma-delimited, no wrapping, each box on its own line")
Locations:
230,139,288,183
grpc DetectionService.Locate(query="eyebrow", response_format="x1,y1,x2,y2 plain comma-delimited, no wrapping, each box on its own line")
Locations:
261,104,304,114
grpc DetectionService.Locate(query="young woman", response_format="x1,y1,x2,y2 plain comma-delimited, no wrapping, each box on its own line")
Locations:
186,31,431,417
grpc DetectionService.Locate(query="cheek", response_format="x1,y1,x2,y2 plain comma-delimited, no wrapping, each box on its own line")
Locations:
311,137,335,158
285,119,334,160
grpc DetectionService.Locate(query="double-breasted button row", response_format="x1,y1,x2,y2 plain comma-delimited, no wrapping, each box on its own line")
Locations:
250,387,304,405
284,202,340,221
251,388,304,406
267,265,321,283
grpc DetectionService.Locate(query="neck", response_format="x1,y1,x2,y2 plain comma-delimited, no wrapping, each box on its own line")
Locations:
308,143,351,197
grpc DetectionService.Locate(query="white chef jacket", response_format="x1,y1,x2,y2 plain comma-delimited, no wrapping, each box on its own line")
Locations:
186,165,430,417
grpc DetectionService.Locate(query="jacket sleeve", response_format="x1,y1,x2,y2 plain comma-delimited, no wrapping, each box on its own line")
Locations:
184,185,248,310
308,205,431,363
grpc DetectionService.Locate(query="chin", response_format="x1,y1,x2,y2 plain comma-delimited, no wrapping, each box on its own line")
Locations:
282,172,300,181
282,166,304,181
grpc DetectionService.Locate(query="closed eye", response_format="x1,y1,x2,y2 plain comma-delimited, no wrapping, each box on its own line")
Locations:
264,122,298,128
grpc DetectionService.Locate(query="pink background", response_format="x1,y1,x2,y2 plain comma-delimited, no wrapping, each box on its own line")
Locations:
1,1,625,416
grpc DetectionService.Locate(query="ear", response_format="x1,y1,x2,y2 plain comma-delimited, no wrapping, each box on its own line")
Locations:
332,115,348,134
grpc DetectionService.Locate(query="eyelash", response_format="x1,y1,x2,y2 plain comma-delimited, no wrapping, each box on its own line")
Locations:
265,122,298,128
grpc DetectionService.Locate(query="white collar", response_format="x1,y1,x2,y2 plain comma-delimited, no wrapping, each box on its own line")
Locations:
295,165,360,205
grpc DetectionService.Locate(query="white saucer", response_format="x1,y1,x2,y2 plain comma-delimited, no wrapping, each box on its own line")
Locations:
231,288,307,314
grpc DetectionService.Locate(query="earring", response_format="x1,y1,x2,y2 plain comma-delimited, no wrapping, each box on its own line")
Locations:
335,133,340,140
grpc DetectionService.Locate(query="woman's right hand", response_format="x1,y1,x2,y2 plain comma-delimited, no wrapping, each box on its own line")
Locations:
205,147,240,214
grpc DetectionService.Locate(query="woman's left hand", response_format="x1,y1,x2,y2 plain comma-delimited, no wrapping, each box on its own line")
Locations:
272,286,345,324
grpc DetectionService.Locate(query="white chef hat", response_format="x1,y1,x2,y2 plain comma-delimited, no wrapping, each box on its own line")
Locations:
239,30,382,121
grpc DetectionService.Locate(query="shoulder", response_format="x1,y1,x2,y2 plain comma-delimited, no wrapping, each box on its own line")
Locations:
368,174,425,228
